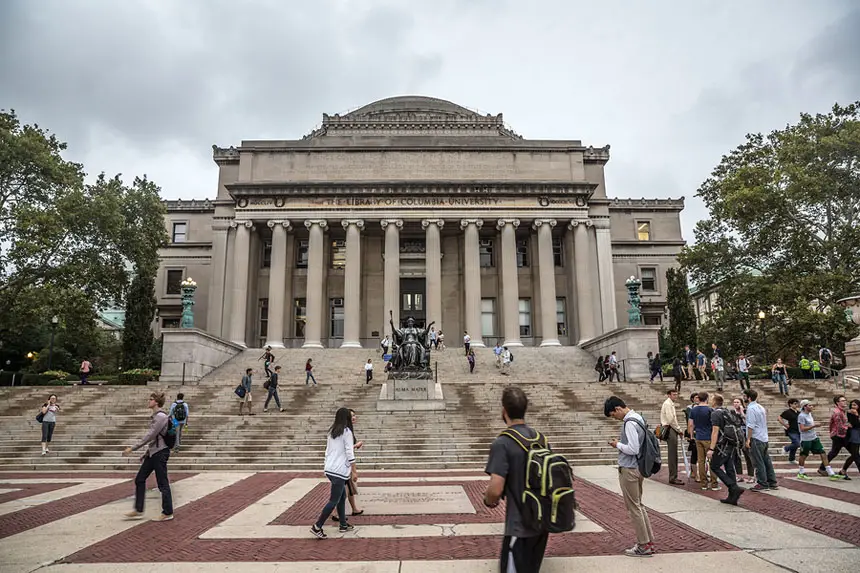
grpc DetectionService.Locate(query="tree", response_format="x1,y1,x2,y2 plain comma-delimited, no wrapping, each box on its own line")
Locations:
681,102,860,360
122,274,156,368
665,267,697,359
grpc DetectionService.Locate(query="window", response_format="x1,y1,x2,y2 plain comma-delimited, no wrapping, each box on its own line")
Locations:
644,315,662,326
161,318,180,329
294,298,306,337
552,237,564,267
259,298,269,338
171,222,187,243
556,298,567,336
641,267,657,292
166,270,183,295
330,298,344,338
518,299,532,337
296,239,309,268
331,240,346,269
479,238,495,267
637,221,651,241
402,293,424,311
262,239,272,268
481,298,496,337
516,238,529,267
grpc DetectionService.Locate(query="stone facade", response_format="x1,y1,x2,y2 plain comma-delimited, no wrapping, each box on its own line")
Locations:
155,96,685,349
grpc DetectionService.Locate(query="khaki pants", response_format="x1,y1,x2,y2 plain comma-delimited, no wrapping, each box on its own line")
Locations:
666,429,679,481
696,440,718,487
618,467,654,545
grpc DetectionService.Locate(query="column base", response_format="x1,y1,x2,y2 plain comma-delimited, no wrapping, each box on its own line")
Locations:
264,341,285,349
540,339,562,347
502,340,524,347
301,341,324,349
470,341,486,348
230,340,248,348
340,341,362,349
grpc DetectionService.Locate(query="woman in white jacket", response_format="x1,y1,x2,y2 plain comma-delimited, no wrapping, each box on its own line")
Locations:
310,407,356,539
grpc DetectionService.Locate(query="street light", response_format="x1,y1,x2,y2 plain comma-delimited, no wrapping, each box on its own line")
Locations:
48,315,59,370
758,310,768,364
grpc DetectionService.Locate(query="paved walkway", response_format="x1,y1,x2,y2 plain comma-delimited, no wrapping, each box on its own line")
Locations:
0,467,857,572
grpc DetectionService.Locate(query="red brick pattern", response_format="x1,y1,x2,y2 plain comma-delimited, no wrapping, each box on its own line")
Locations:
777,476,860,505
0,482,75,505
63,473,734,563
0,473,196,540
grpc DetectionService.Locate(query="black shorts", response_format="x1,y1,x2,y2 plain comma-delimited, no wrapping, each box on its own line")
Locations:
500,533,548,573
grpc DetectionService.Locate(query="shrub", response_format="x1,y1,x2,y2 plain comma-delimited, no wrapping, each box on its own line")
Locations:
42,370,70,381
117,368,160,385
0,372,69,386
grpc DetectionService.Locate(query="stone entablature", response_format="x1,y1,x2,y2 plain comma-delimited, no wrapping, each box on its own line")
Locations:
163,199,214,212
610,197,685,210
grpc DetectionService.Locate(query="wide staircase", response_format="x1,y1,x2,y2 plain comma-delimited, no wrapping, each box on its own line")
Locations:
0,346,852,472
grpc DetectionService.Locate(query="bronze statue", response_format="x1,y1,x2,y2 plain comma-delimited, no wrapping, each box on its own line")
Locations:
389,310,435,370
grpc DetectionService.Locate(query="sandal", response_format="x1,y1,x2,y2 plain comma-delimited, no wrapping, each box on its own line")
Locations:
352,510,364,516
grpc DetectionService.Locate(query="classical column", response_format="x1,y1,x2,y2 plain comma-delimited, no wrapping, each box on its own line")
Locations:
229,220,254,347
497,218,522,347
461,219,485,347
265,220,292,348
422,219,444,332
207,225,229,338
593,218,618,333
341,219,364,348
381,219,403,335
570,219,596,344
302,219,328,349
534,219,561,347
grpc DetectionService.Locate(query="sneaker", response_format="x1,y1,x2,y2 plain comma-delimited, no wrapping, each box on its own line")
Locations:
797,472,812,480
41,451,46,456
339,523,355,533
701,485,710,490
769,485,780,490
151,513,174,522
817,468,829,477
837,473,852,481
668,479,685,485
124,510,145,520
279,408,285,412
788,459,797,464
263,408,269,413
712,485,722,492
749,484,768,492
624,544,654,557
310,525,327,539
829,474,847,481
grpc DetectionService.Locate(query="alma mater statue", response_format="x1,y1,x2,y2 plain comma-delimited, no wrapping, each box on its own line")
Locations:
389,310,435,371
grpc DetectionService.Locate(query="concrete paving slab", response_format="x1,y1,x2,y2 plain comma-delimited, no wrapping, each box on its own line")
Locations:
359,485,475,515
751,546,860,572
756,484,860,517
0,479,127,516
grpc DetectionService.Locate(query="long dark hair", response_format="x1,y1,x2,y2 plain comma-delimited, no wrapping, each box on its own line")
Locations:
329,407,352,439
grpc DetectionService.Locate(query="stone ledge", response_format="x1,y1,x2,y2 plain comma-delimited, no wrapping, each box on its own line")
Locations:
160,329,245,384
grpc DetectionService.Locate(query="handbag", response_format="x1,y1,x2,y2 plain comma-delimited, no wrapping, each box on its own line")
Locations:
263,380,270,390
234,385,246,398
36,411,45,423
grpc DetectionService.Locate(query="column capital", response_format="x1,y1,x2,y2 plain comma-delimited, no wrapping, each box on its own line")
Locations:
230,220,255,230
380,219,404,230
496,218,520,230
266,219,293,232
421,218,445,230
304,219,328,230
532,218,557,230
459,218,484,230
590,217,611,230
567,218,593,230
341,219,365,230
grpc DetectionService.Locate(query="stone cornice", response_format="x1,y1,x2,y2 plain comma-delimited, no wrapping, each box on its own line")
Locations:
227,181,596,198
212,145,240,164
610,197,685,210
163,198,215,212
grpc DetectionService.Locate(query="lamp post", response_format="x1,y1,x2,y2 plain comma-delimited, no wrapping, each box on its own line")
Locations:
48,315,59,370
758,310,768,365
180,277,198,329
625,276,643,326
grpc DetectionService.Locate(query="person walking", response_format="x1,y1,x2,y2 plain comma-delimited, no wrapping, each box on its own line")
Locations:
608,351,619,382
796,399,841,480
649,353,663,383
671,355,683,392
683,345,695,381
259,346,275,380
661,389,685,485
264,365,284,412
772,359,789,396
467,348,476,374
799,355,811,378
310,407,357,538
811,359,822,380
684,393,700,482
501,347,512,376
743,389,778,491
168,393,189,450
604,396,656,557
463,331,471,356
821,395,852,479
429,326,438,350
332,409,365,522
842,399,860,476
711,355,726,391
79,358,93,385
39,394,60,456
380,335,391,357
779,398,802,463
736,354,751,391
696,349,708,381
731,397,756,483
122,392,173,521
493,342,503,369
706,394,744,505
238,368,254,416
305,359,317,385
364,359,373,384
484,386,551,570
596,356,607,383
689,391,718,490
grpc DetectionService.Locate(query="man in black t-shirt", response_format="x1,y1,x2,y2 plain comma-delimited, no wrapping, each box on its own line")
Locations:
779,398,801,463
484,386,548,572
707,394,743,505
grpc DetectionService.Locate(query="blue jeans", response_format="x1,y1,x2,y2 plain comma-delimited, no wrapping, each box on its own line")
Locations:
315,474,347,529
773,374,788,395
784,431,800,461
306,371,317,385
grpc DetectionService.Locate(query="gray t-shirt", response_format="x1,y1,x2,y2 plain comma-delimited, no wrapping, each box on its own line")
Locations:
798,411,817,441
485,424,545,538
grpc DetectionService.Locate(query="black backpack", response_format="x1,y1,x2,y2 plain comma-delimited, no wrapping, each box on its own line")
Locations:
718,408,746,447
509,352,514,363
172,402,187,422
161,417,177,450
500,428,576,534
624,417,663,478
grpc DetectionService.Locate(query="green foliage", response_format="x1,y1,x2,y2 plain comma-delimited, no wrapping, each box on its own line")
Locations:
118,368,159,385
0,372,69,386
41,370,69,380
122,274,156,369
665,268,697,359
681,102,860,360
145,338,163,370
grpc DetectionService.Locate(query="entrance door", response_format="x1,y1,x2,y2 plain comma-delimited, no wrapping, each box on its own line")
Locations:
400,278,426,328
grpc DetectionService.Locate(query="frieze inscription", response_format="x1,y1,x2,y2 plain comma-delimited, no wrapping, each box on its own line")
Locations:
236,195,587,210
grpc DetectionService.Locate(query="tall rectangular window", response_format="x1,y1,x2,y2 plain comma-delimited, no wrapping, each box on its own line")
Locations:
481,298,496,337
166,270,183,295
296,239,309,268
556,298,567,336
637,221,651,241
262,239,272,268
516,238,529,267
518,298,532,337
259,298,269,338
479,239,495,268
330,298,344,338
294,298,306,337
171,222,187,243
331,240,346,269
641,267,657,291
162,317,180,329
552,237,564,267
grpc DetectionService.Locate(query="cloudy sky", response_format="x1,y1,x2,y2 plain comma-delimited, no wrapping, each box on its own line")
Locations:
2,0,858,242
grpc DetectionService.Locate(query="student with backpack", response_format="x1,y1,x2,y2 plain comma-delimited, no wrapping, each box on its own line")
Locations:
484,386,574,571
168,393,189,451
604,396,659,557
706,393,745,506
122,392,174,522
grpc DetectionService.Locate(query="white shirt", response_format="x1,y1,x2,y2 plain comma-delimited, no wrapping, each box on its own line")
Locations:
365,363,373,371
323,428,356,480
464,334,471,344
609,355,618,365
737,358,750,372
503,350,511,364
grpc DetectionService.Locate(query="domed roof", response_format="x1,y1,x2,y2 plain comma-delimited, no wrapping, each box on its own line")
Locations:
344,96,479,119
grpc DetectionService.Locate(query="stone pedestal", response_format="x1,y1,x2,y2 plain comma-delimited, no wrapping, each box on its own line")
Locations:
377,375,446,411
160,328,245,384
580,325,660,381
843,339,860,381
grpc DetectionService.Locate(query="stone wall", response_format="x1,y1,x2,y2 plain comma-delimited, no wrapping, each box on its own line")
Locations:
160,328,245,384
581,326,661,381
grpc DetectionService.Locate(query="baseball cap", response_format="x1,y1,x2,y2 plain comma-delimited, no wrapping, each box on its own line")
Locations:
800,399,813,408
